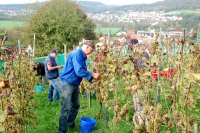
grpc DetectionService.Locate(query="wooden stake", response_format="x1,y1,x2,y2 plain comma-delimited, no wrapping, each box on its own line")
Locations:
194,123,198,133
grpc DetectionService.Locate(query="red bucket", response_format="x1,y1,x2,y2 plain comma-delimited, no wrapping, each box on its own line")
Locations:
152,69,158,79
161,68,175,78
152,68,175,79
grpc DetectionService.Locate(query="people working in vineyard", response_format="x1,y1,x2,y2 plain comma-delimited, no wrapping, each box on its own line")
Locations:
58,40,99,133
33,62,46,89
131,44,150,69
45,50,63,102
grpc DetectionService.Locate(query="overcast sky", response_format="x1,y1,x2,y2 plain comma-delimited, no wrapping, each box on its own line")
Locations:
78,0,164,5
0,0,48,4
0,0,164,5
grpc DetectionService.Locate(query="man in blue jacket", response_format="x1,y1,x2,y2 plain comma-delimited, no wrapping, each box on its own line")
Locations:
58,40,99,133
45,50,63,102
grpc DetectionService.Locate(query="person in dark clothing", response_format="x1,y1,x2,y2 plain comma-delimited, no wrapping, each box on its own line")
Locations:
34,62,45,76
45,50,63,102
130,39,139,45
33,62,46,88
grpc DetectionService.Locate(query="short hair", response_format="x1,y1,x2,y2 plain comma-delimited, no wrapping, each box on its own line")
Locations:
130,39,139,45
51,50,59,54
84,40,95,49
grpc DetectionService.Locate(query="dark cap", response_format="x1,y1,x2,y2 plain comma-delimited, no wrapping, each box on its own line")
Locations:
51,50,59,55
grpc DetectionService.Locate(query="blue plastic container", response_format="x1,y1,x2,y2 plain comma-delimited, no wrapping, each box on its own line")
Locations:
0,61,4,73
80,117,96,133
35,85,43,92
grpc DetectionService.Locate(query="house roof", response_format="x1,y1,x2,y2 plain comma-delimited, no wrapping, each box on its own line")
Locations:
131,34,137,39
127,29,136,35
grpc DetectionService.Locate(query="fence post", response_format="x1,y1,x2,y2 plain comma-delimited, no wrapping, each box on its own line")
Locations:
104,104,108,121
33,33,36,57
64,45,67,62
157,27,162,103
108,29,111,44
18,40,21,54
194,123,198,133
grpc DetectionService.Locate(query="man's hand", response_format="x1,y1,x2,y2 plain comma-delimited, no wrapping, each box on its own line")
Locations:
58,66,64,69
92,73,99,79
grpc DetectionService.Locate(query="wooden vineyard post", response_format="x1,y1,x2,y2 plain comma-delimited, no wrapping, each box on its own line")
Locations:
194,123,198,133
88,92,91,108
104,104,108,121
64,45,67,62
108,29,111,44
18,40,22,55
88,83,92,108
183,29,185,42
0,96,3,111
157,27,162,104
132,90,144,125
33,33,36,57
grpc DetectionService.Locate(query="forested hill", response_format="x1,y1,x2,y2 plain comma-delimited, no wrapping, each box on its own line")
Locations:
0,1,113,12
152,0,200,11
0,4,35,10
0,0,199,13
76,1,116,12
78,0,200,12
112,0,200,12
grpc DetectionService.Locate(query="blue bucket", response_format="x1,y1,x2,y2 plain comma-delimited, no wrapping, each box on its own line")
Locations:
35,85,43,92
80,117,96,133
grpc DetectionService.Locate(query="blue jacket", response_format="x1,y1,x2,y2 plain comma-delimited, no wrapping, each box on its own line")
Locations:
45,55,59,80
60,48,93,86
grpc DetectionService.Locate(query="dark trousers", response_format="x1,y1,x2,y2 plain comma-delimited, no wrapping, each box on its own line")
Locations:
58,83,80,133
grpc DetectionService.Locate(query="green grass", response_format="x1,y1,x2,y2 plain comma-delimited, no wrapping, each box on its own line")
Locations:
0,20,26,29
0,20,120,36
27,89,133,133
178,9,200,14
95,27,121,36
27,82,200,133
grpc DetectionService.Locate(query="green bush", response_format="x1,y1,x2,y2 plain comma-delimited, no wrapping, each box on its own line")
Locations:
23,0,96,57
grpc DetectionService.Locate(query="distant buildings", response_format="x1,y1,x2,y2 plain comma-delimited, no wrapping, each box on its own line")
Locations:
114,28,184,44
0,7,183,25
0,9,34,16
87,11,183,24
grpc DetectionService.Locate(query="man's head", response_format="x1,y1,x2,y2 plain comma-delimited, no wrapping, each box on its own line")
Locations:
50,50,59,57
82,40,95,55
